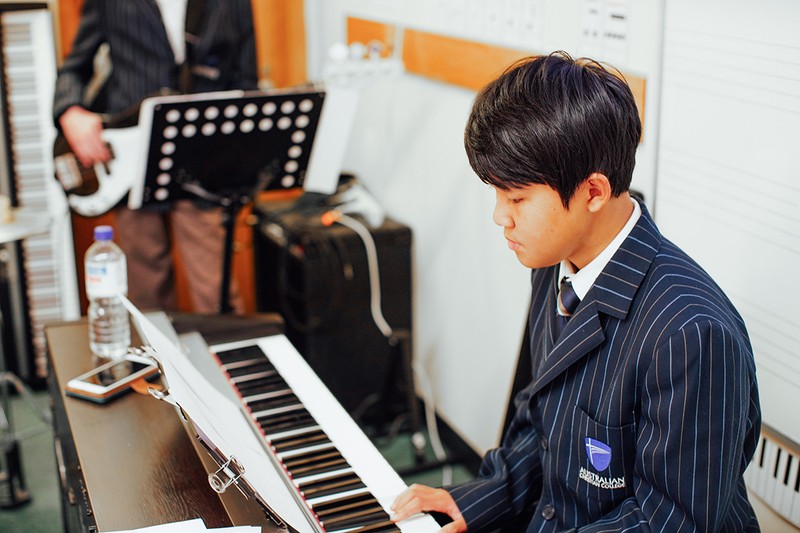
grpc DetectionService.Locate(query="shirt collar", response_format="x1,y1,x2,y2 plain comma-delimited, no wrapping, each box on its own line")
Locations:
558,197,641,301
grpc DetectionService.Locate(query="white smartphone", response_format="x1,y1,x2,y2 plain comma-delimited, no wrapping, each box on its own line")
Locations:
65,354,160,404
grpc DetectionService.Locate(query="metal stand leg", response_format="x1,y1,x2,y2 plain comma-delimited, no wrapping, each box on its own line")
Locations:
0,213,53,508
0,369,53,509
0,316,31,507
0,438,30,508
218,201,237,315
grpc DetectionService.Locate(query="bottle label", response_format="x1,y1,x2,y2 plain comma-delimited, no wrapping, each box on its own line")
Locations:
86,260,128,298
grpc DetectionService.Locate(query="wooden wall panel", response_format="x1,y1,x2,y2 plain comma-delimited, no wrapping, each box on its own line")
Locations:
346,17,647,134
253,0,307,88
55,0,80,60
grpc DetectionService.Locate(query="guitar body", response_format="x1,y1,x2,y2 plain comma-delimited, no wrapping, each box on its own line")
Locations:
53,126,141,217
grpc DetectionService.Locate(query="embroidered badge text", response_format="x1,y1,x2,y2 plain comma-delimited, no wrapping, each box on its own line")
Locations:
579,467,626,489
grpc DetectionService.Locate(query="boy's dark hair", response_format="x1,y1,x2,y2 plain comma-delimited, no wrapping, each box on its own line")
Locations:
464,51,642,207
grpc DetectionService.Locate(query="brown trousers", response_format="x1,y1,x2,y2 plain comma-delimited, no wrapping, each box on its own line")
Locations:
114,201,243,314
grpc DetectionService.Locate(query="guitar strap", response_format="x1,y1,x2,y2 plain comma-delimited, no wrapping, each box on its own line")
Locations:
181,0,208,94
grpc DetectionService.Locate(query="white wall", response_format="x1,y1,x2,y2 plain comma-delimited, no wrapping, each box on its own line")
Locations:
655,0,800,446
305,0,665,454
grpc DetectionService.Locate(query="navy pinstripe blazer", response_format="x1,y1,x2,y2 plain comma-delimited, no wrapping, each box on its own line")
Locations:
449,203,761,532
53,0,257,123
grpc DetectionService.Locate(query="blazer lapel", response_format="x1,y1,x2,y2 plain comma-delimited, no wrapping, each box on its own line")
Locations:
137,0,174,60
530,202,662,396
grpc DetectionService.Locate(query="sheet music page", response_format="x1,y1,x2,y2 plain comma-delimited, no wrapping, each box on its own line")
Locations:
107,517,260,532
106,517,207,532
120,297,313,533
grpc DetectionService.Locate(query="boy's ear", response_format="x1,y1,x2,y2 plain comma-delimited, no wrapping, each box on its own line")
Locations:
582,172,612,213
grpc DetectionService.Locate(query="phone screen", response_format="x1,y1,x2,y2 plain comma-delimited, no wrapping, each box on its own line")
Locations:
83,360,153,387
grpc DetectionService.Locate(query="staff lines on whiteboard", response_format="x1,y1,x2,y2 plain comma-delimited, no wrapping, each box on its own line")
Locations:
663,44,800,82
733,293,800,354
659,147,798,210
666,25,800,55
662,73,800,115
746,349,800,388
663,50,800,83
663,50,800,93
743,333,800,384
656,184,799,260
659,152,800,231
741,319,800,365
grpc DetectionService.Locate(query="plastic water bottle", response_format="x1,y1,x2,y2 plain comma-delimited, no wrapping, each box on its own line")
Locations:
85,225,130,359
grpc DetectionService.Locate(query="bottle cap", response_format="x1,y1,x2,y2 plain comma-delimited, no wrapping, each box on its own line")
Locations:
94,225,113,241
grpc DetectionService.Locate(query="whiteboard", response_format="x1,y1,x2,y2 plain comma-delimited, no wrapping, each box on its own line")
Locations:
655,0,800,444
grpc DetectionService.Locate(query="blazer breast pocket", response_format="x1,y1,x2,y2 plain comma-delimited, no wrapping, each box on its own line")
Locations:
564,406,635,515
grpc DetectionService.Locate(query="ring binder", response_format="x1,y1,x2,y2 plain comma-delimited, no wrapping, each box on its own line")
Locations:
145,367,290,531
192,422,289,531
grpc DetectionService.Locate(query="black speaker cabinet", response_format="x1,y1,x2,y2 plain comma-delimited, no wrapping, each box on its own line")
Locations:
252,198,413,428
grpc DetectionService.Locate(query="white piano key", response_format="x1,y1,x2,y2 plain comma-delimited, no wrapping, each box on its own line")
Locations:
251,403,306,419
758,438,777,499
769,447,789,509
292,467,355,486
777,453,798,519
279,442,339,460
266,425,324,442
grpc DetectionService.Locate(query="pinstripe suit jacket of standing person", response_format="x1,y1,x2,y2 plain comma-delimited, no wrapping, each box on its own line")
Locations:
449,202,761,532
53,0,257,123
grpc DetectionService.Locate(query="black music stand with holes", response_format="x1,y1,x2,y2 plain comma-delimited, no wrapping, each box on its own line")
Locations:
128,89,326,313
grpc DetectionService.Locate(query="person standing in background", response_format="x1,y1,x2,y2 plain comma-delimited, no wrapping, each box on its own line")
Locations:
53,0,258,313
391,51,761,532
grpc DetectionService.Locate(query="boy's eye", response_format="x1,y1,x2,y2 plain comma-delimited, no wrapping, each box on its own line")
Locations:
510,197,523,204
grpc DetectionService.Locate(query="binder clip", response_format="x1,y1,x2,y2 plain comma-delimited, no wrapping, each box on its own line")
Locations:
208,455,245,494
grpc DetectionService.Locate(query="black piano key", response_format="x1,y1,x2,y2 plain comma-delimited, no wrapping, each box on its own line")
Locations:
313,491,379,517
321,508,390,530
327,519,399,533
235,376,289,395
259,412,317,434
256,403,306,420
227,362,277,379
247,392,299,412
243,388,295,404
310,489,374,514
256,405,309,423
272,429,330,453
291,456,349,477
215,345,265,364
220,357,274,372
284,448,340,468
298,471,364,499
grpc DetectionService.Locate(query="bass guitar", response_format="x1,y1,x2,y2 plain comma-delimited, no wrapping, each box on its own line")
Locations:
52,89,176,217
53,124,142,217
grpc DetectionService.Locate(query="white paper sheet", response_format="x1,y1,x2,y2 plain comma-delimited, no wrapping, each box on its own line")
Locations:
120,297,312,532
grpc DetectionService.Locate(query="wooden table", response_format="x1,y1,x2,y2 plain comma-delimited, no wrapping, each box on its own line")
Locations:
46,316,285,533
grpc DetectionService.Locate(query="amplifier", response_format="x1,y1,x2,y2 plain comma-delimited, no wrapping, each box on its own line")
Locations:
252,198,413,428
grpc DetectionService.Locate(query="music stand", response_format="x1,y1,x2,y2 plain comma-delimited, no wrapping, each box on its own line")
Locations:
128,88,326,313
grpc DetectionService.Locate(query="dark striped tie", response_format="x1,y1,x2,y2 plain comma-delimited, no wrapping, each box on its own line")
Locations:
554,277,580,339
